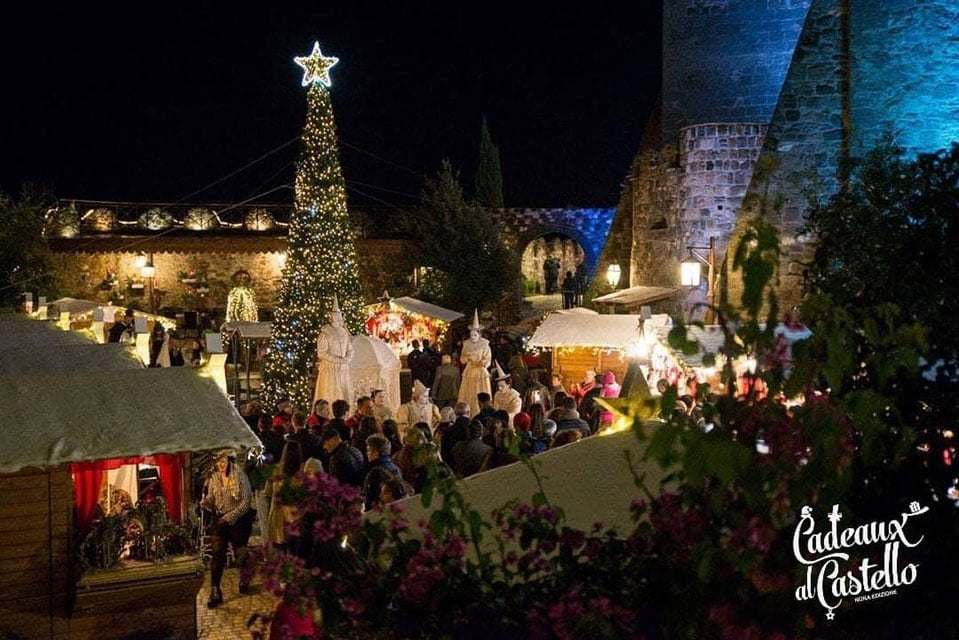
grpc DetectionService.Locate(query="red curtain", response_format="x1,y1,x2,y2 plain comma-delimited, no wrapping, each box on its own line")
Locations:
70,462,105,534
70,453,186,533
152,453,183,523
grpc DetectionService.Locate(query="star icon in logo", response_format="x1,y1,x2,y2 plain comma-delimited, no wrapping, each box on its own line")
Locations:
827,505,842,524
826,609,836,621
294,41,339,88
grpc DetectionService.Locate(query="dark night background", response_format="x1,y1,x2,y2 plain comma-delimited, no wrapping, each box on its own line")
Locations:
0,3,661,210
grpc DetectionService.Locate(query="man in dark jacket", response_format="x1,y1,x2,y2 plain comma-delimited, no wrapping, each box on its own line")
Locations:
554,396,591,438
363,433,403,509
321,428,366,488
421,339,440,386
476,393,497,425
287,412,324,462
451,420,493,478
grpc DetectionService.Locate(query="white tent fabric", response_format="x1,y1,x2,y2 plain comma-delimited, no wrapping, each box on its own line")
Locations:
0,368,261,473
0,313,260,473
389,297,464,323
529,312,672,349
50,297,176,328
349,335,401,411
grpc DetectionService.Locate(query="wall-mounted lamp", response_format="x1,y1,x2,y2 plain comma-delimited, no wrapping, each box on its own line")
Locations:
606,263,622,288
680,236,717,322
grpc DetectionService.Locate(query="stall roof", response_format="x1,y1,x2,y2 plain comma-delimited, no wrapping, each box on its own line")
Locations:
0,315,91,351
0,314,260,473
592,286,680,307
388,297,464,323
529,312,672,350
222,321,273,339
49,297,176,326
0,343,142,374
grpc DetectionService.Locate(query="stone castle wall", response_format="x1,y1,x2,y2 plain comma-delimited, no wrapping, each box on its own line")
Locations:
679,123,768,254
850,0,959,156
662,0,811,141
49,238,415,317
724,0,845,311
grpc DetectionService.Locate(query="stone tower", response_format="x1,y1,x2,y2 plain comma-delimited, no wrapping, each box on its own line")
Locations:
597,0,959,312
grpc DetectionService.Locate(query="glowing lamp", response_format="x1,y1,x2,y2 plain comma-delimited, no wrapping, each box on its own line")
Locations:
606,263,622,288
680,252,702,286
134,253,148,268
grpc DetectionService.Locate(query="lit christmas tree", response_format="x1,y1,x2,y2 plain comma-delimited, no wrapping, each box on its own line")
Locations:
261,41,365,410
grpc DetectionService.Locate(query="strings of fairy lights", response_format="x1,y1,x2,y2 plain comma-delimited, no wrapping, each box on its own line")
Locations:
261,42,366,410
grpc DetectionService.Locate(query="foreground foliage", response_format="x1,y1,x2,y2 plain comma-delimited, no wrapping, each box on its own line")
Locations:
253,148,959,637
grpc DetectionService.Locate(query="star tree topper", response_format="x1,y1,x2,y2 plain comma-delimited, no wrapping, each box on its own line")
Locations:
294,41,339,88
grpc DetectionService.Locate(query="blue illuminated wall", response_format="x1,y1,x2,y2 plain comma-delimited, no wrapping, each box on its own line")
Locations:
662,0,812,141
851,0,959,156
490,208,616,277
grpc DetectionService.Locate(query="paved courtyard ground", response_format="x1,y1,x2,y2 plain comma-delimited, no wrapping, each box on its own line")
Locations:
525,293,564,313
197,566,276,639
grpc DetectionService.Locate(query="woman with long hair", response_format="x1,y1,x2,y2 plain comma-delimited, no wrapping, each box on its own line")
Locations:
148,323,170,368
200,450,254,608
264,441,304,552
527,403,555,454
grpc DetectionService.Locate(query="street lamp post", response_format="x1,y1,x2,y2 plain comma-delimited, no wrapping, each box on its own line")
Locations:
680,236,716,323
139,254,157,314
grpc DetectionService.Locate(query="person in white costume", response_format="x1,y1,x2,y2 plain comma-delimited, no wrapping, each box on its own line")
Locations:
492,361,522,427
314,295,354,407
457,310,492,416
396,379,442,442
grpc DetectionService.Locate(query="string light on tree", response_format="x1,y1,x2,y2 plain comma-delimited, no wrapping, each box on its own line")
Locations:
261,41,365,410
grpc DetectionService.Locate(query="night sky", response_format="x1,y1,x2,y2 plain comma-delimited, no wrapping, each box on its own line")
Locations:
1,4,662,210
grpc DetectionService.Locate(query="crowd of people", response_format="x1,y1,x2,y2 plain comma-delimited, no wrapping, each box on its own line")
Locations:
200,364,624,609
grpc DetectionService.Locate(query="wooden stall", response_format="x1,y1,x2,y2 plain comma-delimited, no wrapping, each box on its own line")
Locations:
528,309,660,389
0,314,260,640
365,295,463,357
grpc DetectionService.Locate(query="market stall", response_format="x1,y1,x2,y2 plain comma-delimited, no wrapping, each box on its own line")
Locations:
349,334,402,411
0,314,260,640
49,297,177,342
528,308,672,390
530,308,812,401
364,294,463,356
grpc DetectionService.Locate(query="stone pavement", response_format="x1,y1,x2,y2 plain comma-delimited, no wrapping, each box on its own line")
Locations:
196,567,276,639
525,293,563,313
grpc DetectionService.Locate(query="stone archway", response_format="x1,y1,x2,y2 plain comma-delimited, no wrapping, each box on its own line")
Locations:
489,207,616,280
519,232,586,297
